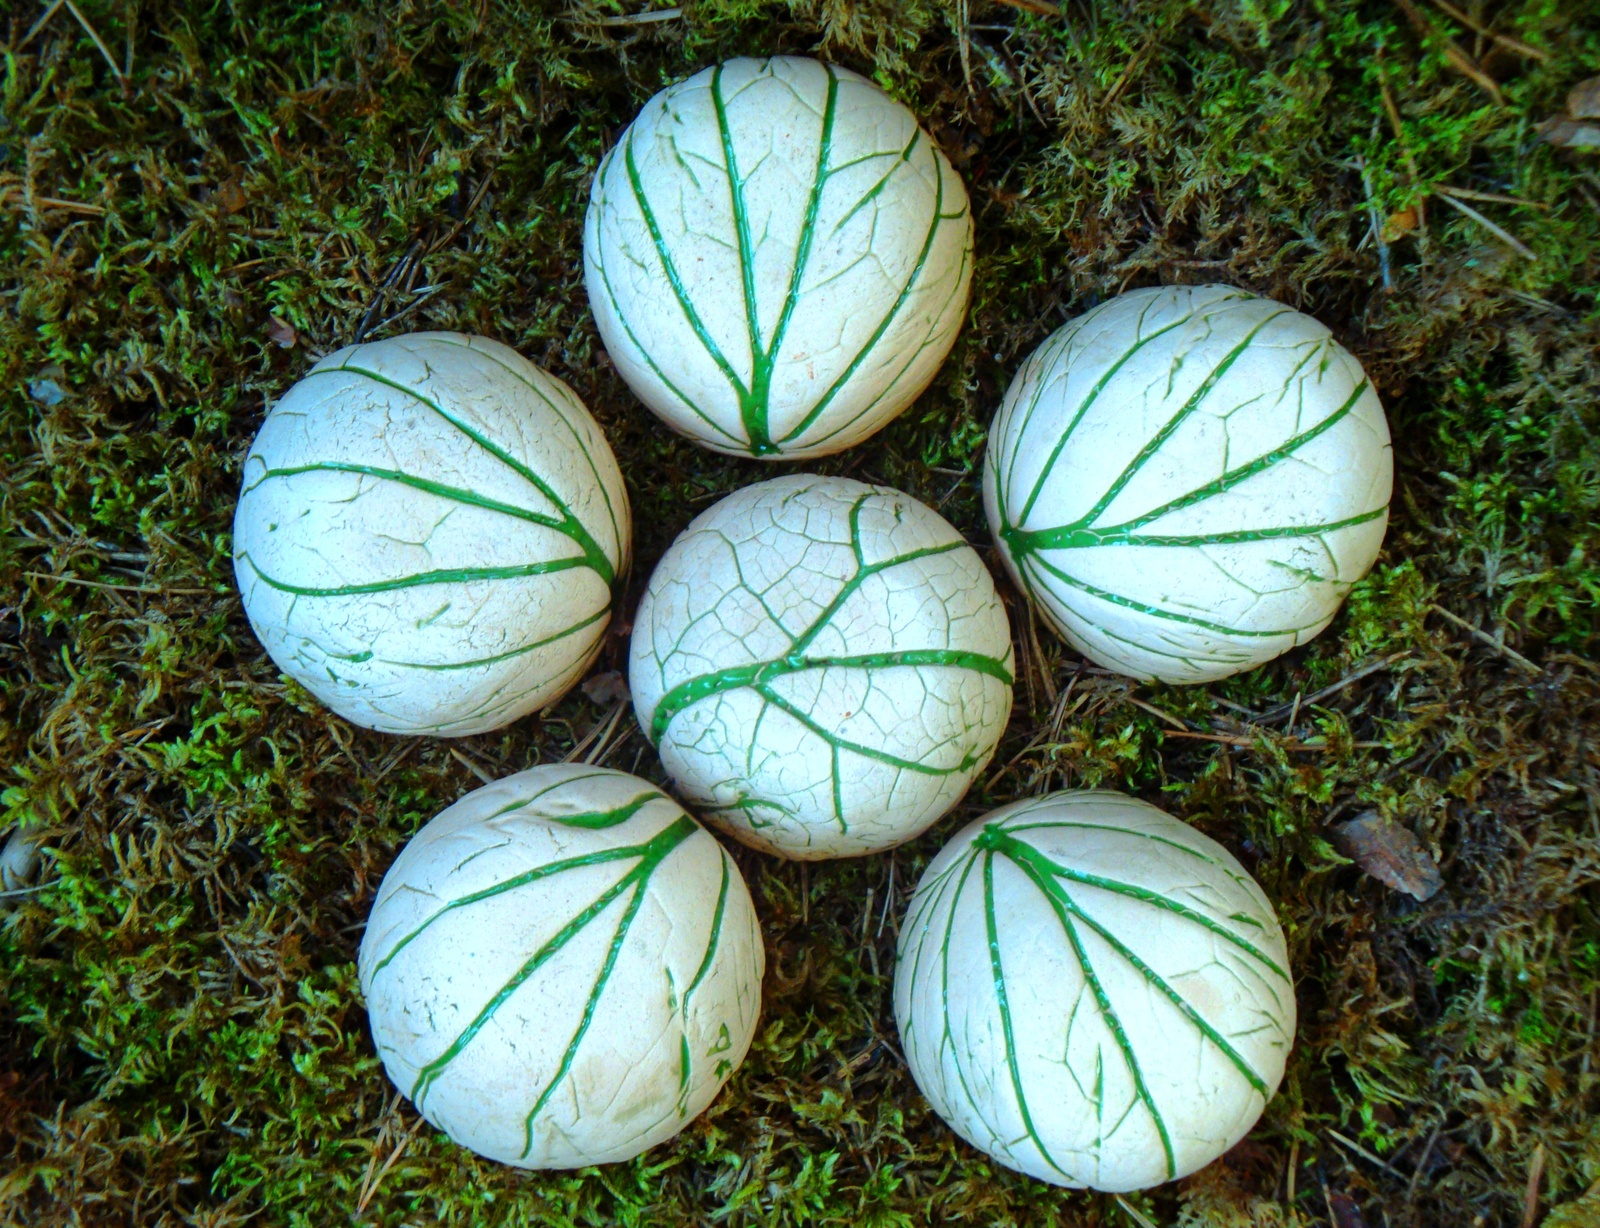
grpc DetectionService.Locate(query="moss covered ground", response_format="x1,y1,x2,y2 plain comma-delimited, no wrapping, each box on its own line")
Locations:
2,0,1598,1224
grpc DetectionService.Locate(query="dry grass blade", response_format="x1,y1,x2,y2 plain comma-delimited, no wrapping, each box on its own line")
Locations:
446,745,496,786
1392,0,1503,103
1114,1194,1161,1228
24,571,213,595
1430,603,1542,672
21,0,65,47
62,0,127,85
1256,652,1409,723
1435,184,1550,210
1328,1128,1406,1176
1426,0,1548,60
356,1114,424,1214
598,6,682,24
1164,730,1389,750
992,0,1062,13
1435,190,1536,258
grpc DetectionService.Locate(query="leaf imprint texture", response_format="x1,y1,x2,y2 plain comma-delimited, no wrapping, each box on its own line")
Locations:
893,790,1295,1193
984,285,1393,684
358,765,764,1169
629,475,1014,860
232,332,631,735
584,56,974,459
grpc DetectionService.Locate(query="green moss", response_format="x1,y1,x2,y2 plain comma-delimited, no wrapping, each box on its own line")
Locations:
2,0,1598,1224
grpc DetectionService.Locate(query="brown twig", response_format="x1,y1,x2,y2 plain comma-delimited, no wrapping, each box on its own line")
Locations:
1379,77,1428,237
1256,652,1410,724
447,745,496,786
62,0,127,87
1435,184,1549,211
992,0,1061,14
1430,603,1541,673
1435,190,1535,258
24,571,213,596
1123,695,1188,731
1391,0,1503,103
1406,1122,1443,1201
1426,0,1548,60
598,6,682,24
580,700,631,766
1521,1143,1546,1228
21,0,65,47
1328,1129,1405,1177
1164,730,1388,751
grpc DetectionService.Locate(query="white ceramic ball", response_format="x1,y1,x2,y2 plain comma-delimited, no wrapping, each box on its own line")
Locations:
584,56,973,459
984,284,1392,684
358,765,764,1169
630,475,1013,860
894,790,1295,1192
233,332,630,736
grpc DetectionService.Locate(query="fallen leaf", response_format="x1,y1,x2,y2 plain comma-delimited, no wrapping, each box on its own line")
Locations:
582,671,630,706
267,315,297,348
1569,77,1600,120
1539,76,1600,150
1330,811,1444,901
1328,1193,1370,1228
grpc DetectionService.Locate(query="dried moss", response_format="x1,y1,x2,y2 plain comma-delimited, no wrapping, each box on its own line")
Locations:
1,0,1598,1225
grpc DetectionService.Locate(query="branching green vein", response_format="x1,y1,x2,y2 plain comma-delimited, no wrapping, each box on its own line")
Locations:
406,815,697,1119
986,836,1177,1179
648,647,1013,743
982,851,1074,1178
307,364,614,587
238,551,586,597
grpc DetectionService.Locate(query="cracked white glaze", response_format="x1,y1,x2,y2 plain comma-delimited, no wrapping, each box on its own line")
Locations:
630,475,1014,860
584,56,973,459
358,765,764,1169
985,285,1392,683
894,790,1294,1192
233,332,630,735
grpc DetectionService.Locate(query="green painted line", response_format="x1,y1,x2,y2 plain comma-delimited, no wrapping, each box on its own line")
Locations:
307,363,615,587
623,128,752,412
778,152,955,446
237,551,586,598
547,790,666,829
589,177,744,447
1052,884,1271,1096
521,857,652,1156
1009,506,1386,552
996,841,1177,1180
798,236,973,454
427,335,627,560
933,852,998,1148
648,646,1014,743
753,684,971,776
749,63,840,451
711,61,772,453
1107,380,1376,534
982,850,1074,1179
1025,551,1320,639
1064,309,1293,533
1009,302,1199,530
676,852,732,1114
379,608,607,672
827,126,920,238
242,462,567,530
979,824,1287,980
406,815,697,1116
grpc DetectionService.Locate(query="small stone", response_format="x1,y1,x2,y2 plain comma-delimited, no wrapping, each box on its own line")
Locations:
27,378,65,406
